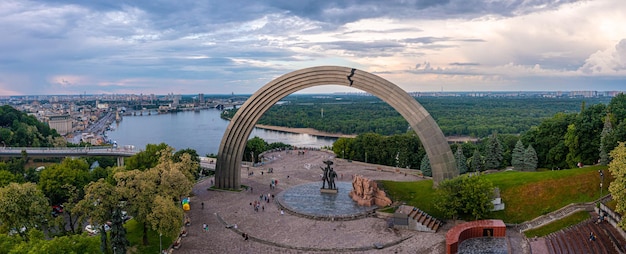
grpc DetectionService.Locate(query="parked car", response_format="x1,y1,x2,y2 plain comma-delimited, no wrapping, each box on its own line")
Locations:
85,223,111,236
84,224,98,235
51,205,64,217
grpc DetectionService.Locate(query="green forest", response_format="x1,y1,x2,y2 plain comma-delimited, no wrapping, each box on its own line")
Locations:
223,94,626,172
222,95,611,137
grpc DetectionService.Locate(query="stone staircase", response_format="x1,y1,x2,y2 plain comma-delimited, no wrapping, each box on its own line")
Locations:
394,205,444,233
544,218,626,254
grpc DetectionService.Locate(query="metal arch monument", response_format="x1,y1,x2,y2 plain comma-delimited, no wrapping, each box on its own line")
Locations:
215,66,457,189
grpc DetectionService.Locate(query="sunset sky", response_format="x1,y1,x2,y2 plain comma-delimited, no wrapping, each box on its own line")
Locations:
1,0,625,95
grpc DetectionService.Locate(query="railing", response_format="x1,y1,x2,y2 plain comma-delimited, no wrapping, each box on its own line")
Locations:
516,194,611,232
597,202,626,241
0,146,137,157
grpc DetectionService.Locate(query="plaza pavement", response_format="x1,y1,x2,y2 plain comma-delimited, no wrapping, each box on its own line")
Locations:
175,150,527,254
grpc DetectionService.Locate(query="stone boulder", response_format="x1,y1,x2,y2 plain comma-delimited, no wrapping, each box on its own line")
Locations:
349,175,392,207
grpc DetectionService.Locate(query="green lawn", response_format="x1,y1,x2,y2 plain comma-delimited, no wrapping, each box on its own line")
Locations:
124,219,174,254
523,211,591,238
378,180,443,218
380,166,611,223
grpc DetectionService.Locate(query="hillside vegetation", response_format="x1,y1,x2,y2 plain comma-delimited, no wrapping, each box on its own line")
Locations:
0,105,63,147
380,166,611,223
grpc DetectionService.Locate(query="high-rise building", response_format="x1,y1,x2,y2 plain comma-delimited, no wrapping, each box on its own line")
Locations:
198,93,205,104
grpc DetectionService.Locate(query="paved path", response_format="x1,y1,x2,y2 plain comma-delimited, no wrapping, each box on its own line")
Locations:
175,150,518,254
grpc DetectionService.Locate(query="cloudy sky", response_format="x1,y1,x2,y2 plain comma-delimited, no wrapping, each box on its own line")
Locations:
1,0,625,95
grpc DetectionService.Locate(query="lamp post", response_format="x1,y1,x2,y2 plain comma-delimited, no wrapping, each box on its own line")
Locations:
599,170,604,197
159,232,162,254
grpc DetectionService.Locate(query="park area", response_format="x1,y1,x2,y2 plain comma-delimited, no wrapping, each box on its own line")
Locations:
168,149,620,253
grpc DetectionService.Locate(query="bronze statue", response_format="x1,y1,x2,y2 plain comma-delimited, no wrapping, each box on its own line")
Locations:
321,160,337,190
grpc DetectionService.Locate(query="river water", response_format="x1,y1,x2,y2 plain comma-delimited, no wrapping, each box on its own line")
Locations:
105,109,336,156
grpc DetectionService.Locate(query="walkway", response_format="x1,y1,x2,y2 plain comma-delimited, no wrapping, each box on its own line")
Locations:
177,150,448,253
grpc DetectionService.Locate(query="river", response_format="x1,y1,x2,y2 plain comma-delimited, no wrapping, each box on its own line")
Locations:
105,109,337,156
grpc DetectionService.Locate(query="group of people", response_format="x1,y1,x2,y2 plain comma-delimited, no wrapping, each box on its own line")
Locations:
270,179,278,189
250,200,265,212
250,193,273,212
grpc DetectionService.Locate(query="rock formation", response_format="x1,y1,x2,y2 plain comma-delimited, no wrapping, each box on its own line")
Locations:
349,175,392,207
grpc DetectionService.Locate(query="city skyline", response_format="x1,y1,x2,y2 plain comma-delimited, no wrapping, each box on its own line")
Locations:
1,0,625,96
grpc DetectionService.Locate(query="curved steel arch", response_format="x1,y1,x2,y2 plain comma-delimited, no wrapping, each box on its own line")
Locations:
215,66,457,189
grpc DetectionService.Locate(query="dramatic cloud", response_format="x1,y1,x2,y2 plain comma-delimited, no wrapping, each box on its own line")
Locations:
0,0,624,95
579,39,626,75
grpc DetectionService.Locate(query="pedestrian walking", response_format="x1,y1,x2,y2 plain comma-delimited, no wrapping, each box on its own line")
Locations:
201,202,204,209
203,223,207,232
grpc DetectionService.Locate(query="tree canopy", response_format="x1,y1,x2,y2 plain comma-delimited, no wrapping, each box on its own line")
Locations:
608,142,626,230
484,133,504,170
435,175,495,221
0,105,63,147
0,182,49,239
115,145,194,245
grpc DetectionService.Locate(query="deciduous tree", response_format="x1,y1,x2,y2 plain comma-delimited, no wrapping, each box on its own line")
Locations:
608,142,626,230
76,179,125,252
245,136,267,163
0,169,19,187
0,182,49,239
124,143,169,171
38,158,91,206
115,147,193,246
435,174,495,220
147,195,184,240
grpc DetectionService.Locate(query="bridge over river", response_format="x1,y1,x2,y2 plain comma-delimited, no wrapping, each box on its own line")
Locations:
0,147,215,170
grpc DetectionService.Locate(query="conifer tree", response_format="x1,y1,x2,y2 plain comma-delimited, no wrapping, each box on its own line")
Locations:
455,146,468,174
111,207,129,254
484,132,503,170
524,145,538,171
599,113,613,165
511,140,526,170
471,149,483,172
420,155,432,177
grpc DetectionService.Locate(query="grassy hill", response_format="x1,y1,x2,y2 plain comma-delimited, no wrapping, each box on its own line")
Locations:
380,165,611,223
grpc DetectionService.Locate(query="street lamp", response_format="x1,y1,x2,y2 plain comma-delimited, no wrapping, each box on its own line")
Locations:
599,170,604,197
159,232,162,254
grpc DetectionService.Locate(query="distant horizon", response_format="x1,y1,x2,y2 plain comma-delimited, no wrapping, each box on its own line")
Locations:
3,90,624,98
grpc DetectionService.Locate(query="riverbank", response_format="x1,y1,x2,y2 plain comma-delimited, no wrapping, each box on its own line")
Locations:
254,124,356,139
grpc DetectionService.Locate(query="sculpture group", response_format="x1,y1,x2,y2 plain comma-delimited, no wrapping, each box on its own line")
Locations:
320,160,338,193
349,175,392,207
